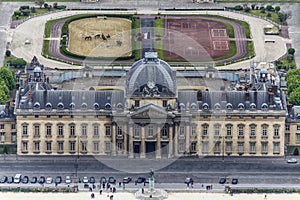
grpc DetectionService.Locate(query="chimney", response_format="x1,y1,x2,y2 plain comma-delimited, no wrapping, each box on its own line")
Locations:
5,101,9,114
245,90,250,101
197,90,202,101
28,85,32,104
268,91,274,105
272,85,278,96
46,77,49,83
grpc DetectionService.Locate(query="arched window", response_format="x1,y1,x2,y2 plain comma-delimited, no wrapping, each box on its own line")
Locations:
57,102,64,110
202,103,209,110
93,103,100,110
45,103,52,110
226,103,233,110
238,103,245,110
105,103,111,110
33,102,40,110
250,103,256,110
69,103,75,110
214,103,221,110
261,103,268,111
81,103,88,110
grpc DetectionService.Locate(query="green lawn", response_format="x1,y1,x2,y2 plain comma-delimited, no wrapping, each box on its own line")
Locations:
242,10,286,25
154,17,164,59
276,55,296,70
12,8,59,21
4,0,76,2
218,0,300,2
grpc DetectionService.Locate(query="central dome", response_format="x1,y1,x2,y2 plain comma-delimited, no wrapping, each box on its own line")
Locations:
125,52,177,98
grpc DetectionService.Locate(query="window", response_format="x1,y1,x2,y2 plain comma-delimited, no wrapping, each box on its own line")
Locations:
226,125,232,136
117,142,122,151
34,125,40,136
202,142,208,153
11,133,16,143
34,141,40,152
163,100,168,107
203,125,208,136
297,134,300,143
70,124,75,136
70,142,75,152
274,126,279,137
58,125,63,136
273,142,280,153
191,142,196,152
46,125,52,136
81,124,87,136
285,125,290,131
81,142,87,152
250,125,256,136
226,142,232,153
58,142,64,152
262,125,268,136
117,126,123,136
22,125,28,136
22,141,28,152
250,142,256,153
105,125,111,136
11,124,15,130
297,125,300,130
214,124,220,136
238,125,244,136
94,142,99,152
105,142,111,152
191,126,196,137
262,142,268,153
214,142,220,152
238,142,244,153
46,142,52,152
0,124,4,129
93,124,99,136
179,142,185,152
179,126,185,137
162,126,168,137
285,133,290,144
134,100,140,107
148,126,154,137
134,126,140,138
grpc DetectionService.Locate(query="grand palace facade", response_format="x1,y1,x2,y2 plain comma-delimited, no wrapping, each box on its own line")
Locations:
2,52,299,157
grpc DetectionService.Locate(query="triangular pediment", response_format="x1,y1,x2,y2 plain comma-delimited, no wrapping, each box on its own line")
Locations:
130,104,173,119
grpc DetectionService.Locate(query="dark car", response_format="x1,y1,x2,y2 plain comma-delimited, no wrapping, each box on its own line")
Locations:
7,176,14,184
184,178,194,184
136,177,146,184
22,176,29,184
90,177,96,184
231,178,238,184
123,177,132,184
219,177,226,184
31,177,37,183
55,176,62,184
38,176,45,184
0,176,7,183
108,177,116,184
100,177,107,184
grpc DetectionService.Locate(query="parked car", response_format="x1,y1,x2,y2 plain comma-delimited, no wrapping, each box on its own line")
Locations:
14,174,22,183
231,178,238,184
22,176,29,184
184,178,194,184
136,177,146,184
55,176,62,184
123,177,132,184
65,176,72,184
7,176,14,184
287,158,297,163
108,177,116,184
0,176,7,183
31,177,37,183
46,177,53,184
90,177,95,184
219,177,226,184
82,177,89,183
38,176,45,184
100,177,107,184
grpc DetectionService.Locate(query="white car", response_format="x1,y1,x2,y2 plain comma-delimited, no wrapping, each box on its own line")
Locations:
287,158,297,163
65,176,72,184
46,177,53,184
82,176,89,183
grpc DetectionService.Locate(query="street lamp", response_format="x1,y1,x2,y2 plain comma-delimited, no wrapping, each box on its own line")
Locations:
74,135,79,191
222,136,225,161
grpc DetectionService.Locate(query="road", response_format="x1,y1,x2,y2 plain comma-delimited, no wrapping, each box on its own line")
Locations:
0,155,300,187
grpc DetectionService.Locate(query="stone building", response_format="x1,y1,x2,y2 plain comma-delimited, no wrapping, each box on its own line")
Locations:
15,53,286,157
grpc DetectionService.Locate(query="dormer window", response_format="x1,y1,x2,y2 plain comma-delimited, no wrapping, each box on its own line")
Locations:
190,103,197,110
94,103,100,110
33,102,40,110
238,103,245,110
250,103,256,111
179,103,185,111
226,103,233,110
202,103,209,110
69,103,75,110
81,103,88,110
45,103,52,110
214,103,221,110
261,103,268,111
57,102,64,110
116,103,123,110
105,103,111,110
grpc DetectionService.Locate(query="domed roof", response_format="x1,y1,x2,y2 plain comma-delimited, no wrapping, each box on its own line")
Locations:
126,52,176,98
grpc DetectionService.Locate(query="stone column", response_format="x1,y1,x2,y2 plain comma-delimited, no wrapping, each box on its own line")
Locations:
112,124,116,156
124,124,128,156
140,127,146,158
128,125,134,158
156,126,161,159
168,125,173,158
185,124,190,153
174,124,178,157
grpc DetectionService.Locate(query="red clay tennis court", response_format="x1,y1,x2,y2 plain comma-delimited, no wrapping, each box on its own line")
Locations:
164,18,230,60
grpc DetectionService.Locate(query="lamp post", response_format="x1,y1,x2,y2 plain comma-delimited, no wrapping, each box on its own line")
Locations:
74,136,79,191
222,136,225,161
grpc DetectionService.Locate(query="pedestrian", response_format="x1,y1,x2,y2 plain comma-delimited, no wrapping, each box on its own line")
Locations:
142,188,144,194
119,182,121,187
89,187,92,192
113,187,116,193
91,193,95,199
102,182,105,189
264,194,267,199
110,187,112,192
99,189,102,195
123,182,125,190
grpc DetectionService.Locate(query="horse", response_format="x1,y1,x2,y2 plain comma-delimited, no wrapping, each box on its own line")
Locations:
106,34,110,39
101,33,107,41
94,34,101,39
85,36,92,41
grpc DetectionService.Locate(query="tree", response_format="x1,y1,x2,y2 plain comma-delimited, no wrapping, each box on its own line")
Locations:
288,48,295,55
289,90,300,105
251,4,256,10
287,55,294,63
244,7,251,12
10,58,26,68
0,81,9,104
35,0,45,8
44,3,48,9
0,67,16,91
266,5,274,12
275,6,281,13
14,10,21,17
278,12,287,23
5,50,11,57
